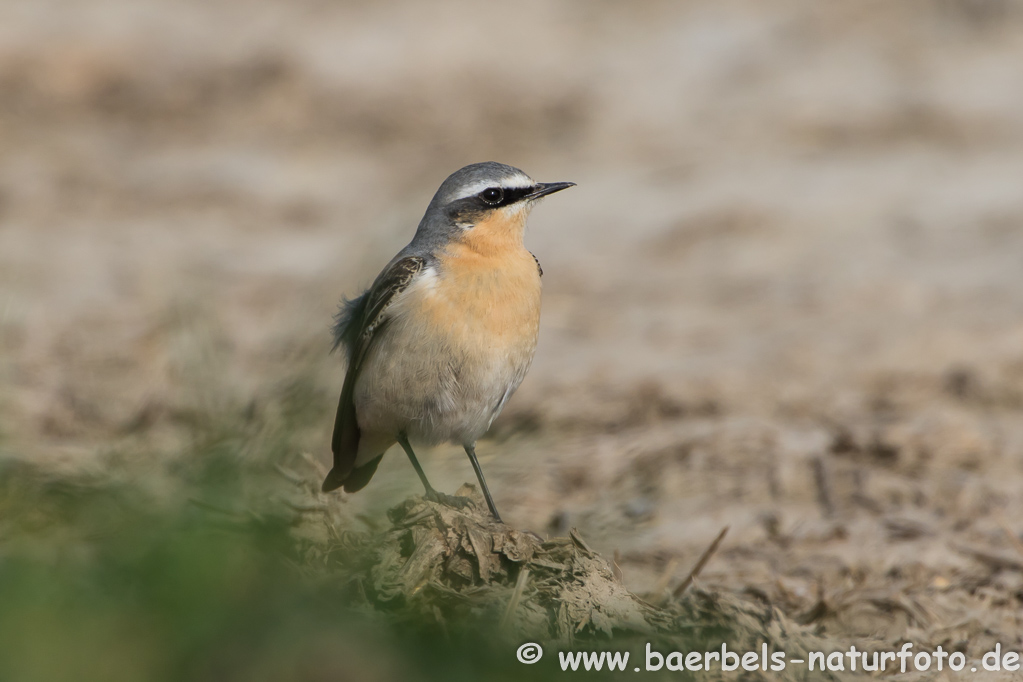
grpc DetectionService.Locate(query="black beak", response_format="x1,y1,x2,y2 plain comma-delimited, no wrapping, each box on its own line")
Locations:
526,182,576,199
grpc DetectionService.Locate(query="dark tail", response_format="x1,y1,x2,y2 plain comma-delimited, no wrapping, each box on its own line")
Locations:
340,455,382,493
321,374,361,492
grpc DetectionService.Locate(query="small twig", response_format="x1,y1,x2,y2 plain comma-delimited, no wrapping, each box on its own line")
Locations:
672,526,729,598
300,452,328,479
499,568,531,631
569,528,594,555
274,464,307,486
612,549,624,583
279,499,328,514
811,456,835,518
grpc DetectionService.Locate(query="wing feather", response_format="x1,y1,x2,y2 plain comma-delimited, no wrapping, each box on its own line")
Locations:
322,256,426,492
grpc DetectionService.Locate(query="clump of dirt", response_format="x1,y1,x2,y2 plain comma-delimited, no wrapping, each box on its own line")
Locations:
311,484,834,675
325,484,672,640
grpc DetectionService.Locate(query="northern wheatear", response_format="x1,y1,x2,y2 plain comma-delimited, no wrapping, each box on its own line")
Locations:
321,162,574,522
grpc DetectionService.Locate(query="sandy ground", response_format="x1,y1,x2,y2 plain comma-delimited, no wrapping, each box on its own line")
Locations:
3,0,1023,670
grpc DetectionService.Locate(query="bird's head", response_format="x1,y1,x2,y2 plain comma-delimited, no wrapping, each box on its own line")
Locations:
415,162,574,252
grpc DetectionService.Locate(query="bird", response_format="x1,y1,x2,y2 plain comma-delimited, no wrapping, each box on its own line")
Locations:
321,162,574,522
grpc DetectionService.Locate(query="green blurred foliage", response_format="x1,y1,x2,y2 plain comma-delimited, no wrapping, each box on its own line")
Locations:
0,455,552,682
0,430,603,682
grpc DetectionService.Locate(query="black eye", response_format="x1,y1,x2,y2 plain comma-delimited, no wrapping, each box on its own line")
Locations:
480,187,504,205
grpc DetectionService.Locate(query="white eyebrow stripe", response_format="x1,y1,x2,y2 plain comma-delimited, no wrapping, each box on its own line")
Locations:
451,174,534,200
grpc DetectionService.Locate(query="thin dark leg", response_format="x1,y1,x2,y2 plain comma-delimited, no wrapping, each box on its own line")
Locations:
397,433,472,511
464,444,503,523
397,432,437,496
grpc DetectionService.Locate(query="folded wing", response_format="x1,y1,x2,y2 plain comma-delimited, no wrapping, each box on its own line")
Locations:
321,256,426,492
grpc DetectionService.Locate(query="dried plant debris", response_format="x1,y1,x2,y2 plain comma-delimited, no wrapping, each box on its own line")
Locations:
313,484,837,677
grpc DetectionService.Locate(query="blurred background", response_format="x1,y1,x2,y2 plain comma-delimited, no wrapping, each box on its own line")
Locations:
2,0,1023,678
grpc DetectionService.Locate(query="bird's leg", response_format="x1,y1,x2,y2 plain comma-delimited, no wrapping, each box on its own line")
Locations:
396,432,434,494
464,444,503,523
396,433,472,511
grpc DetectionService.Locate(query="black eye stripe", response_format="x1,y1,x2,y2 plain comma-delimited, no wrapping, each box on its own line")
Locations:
478,185,536,207
448,185,539,221
502,186,536,204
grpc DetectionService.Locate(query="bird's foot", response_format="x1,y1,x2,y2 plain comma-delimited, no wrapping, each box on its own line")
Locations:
424,488,476,512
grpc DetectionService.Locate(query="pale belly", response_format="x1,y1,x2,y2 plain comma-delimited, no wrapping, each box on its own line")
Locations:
353,259,541,449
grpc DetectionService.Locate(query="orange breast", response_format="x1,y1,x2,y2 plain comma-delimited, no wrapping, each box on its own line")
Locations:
426,207,542,351
429,243,541,348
